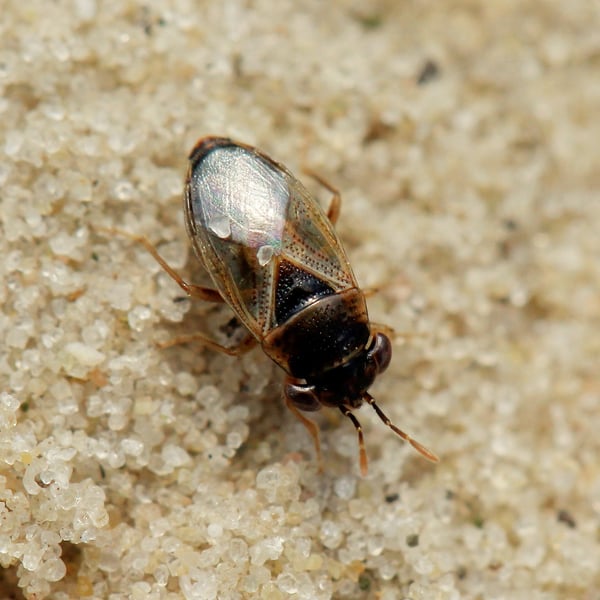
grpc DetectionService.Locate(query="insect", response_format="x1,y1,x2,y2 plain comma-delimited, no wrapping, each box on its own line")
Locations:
111,136,438,475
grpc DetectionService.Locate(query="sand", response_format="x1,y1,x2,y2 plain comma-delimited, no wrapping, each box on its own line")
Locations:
1,1,599,598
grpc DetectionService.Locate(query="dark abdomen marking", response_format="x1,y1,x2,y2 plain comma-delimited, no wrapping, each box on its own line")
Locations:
274,260,335,325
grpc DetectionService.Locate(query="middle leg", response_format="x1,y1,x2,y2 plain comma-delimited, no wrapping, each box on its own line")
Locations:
303,169,342,225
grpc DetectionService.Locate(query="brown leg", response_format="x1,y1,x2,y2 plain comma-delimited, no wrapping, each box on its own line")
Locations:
284,395,323,471
363,285,383,299
339,406,368,476
363,276,415,301
158,332,257,356
95,226,223,302
370,322,428,343
370,322,396,339
303,169,341,225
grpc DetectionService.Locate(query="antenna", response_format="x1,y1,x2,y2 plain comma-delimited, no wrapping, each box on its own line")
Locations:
365,393,439,462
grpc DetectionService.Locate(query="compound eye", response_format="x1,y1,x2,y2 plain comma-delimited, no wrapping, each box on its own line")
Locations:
368,332,392,374
284,381,321,412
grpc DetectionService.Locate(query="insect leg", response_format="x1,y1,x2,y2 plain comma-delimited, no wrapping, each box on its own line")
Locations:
302,169,341,225
370,322,396,339
284,395,323,472
370,323,429,344
339,406,368,476
95,226,223,302
362,285,383,298
158,332,257,356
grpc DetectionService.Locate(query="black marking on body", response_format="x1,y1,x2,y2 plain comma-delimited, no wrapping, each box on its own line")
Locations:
274,260,334,325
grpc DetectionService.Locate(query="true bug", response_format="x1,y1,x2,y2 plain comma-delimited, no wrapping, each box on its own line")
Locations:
112,136,437,475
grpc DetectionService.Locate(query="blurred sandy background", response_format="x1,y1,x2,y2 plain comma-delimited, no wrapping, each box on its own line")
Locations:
1,1,599,598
